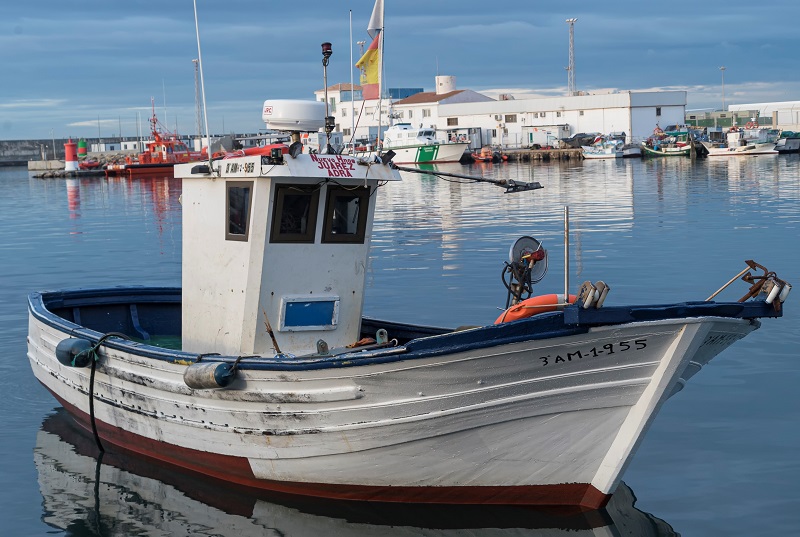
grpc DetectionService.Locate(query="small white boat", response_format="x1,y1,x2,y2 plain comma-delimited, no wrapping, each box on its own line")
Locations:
582,136,623,159
26,46,792,511
381,123,469,163
703,127,779,156
621,144,642,158
775,135,800,154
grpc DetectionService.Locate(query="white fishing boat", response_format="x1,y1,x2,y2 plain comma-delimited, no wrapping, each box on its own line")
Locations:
381,122,469,163
702,126,779,156
26,24,791,511
581,136,623,159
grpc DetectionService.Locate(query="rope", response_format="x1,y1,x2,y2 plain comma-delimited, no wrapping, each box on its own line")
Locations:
77,332,130,452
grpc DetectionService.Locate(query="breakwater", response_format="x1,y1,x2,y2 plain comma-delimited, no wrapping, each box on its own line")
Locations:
0,139,67,166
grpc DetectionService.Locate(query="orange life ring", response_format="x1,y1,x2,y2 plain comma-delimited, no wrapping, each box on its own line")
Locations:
745,122,755,129
494,294,577,324
729,126,738,132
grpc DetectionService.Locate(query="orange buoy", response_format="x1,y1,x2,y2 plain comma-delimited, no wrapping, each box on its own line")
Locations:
494,294,577,324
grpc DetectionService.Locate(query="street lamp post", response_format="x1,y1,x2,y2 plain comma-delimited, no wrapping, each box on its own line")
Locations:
719,66,726,111
566,18,577,96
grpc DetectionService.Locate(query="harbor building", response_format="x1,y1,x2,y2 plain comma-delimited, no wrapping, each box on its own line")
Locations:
687,102,800,131
315,76,686,148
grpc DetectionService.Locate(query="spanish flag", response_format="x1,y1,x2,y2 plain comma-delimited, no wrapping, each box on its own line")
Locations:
355,33,380,100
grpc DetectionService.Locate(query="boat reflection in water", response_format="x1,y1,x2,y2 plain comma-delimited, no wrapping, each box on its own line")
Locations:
35,409,678,537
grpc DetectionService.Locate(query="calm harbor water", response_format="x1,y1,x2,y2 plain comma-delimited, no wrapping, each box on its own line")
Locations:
1,155,798,535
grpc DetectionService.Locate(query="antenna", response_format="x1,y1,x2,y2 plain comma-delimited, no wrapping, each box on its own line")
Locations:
162,79,168,129
192,0,212,167
566,18,577,96
192,59,203,144
321,42,335,154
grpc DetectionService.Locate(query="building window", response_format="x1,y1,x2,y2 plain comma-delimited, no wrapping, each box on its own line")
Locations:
422,109,431,118
270,184,320,243
656,107,662,116
226,181,253,242
556,111,562,118
408,110,413,118
533,112,539,118
322,186,370,243
329,97,336,112
541,112,546,118
342,128,351,136
342,108,347,117
505,114,517,123
447,117,458,126
579,110,584,116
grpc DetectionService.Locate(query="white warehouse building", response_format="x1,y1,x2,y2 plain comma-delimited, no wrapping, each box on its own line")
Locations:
314,76,686,148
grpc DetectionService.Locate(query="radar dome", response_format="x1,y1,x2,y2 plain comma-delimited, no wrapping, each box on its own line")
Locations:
262,100,326,131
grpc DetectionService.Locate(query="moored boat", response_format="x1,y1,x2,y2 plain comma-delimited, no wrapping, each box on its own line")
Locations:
471,145,507,163
382,123,469,164
582,136,623,159
26,35,792,511
105,104,203,178
702,126,779,157
774,131,800,154
641,127,692,157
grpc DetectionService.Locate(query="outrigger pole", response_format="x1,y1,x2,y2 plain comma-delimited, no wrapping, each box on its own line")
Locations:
390,162,543,194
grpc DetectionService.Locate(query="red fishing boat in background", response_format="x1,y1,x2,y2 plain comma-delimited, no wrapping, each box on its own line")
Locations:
106,104,204,178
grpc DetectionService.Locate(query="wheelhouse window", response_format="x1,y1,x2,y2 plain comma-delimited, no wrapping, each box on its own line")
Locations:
226,181,253,241
322,186,370,243
270,184,320,243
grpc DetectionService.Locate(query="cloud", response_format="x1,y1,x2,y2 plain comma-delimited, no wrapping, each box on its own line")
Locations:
0,99,66,109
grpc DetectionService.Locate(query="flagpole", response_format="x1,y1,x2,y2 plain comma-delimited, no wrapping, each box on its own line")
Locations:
349,10,355,148
377,2,385,153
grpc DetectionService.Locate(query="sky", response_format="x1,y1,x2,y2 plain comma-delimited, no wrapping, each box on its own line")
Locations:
2,0,800,141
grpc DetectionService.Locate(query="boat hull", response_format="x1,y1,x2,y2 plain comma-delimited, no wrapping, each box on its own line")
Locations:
105,162,180,177
27,288,772,508
702,141,778,156
36,406,678,535
640,144,690,157
776,137,800,154
581,145,621,159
